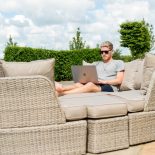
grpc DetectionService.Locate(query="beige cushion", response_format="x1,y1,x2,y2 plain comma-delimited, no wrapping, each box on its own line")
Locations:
141,53,155,94
59,94,87,120
108,90,145,112
0,59,55,81
60,93,127,120
134,60,144,89
120,59,144,91
120,60,137,90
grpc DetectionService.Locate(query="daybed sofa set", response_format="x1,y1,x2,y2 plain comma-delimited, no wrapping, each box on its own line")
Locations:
0,53,155,154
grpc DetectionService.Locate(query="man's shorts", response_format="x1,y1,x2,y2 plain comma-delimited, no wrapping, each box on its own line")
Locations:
99,84,114,92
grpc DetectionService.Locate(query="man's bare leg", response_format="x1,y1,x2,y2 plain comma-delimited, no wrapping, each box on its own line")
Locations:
55,82,84,96
62,83,84,91
62,82,101,95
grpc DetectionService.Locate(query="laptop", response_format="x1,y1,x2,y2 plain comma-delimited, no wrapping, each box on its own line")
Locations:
71,65,98,84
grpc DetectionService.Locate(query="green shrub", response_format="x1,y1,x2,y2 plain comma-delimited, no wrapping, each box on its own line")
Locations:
4,46,102,80
4,46,133,81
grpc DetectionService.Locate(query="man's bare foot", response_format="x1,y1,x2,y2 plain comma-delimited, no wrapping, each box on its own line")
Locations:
55,91,64,97
55,82,63,93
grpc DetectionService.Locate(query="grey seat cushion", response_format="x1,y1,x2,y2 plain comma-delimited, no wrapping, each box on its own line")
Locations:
59,93,88,121
59,93,127,120
104,90,145,112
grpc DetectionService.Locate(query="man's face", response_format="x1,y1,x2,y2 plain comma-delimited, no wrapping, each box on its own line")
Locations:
100,46,112,62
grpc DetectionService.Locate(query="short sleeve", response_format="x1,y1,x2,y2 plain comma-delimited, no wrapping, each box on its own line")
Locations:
116,60,125,72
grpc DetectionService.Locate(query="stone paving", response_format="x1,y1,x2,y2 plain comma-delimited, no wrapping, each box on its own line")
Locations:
87,142,155,155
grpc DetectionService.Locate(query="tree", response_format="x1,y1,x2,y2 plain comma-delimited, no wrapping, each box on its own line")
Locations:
7,35,17,47
69,27,86,50
113,49,122,60
96,43,100,48
119,19,155,59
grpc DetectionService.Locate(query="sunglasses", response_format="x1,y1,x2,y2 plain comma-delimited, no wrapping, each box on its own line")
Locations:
100,50,111,54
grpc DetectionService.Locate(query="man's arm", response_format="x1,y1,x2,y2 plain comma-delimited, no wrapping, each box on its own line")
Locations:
98,71,124,85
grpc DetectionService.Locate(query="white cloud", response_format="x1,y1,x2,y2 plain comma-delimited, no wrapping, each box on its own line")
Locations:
0,0,155,58
8,15,31,27
0,0,95,25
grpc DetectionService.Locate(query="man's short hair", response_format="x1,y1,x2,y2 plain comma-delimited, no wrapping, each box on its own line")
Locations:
100,41,113,50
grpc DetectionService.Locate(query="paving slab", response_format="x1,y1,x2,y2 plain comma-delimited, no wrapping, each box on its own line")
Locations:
139,142,155,155
87,142,155,155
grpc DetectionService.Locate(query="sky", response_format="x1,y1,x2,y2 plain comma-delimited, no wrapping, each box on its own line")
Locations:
0,0,155,58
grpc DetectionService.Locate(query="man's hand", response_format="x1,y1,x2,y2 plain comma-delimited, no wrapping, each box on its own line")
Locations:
97,71,124,86
97,80,108,84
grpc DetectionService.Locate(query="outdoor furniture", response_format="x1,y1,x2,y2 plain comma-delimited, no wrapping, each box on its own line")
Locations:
0,53,155,154
60,53,155,154
0,66,86,155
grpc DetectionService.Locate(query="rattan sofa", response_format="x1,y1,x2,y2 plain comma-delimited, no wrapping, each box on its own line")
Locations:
59,81,155,154
0,53,155,155
60,53,155,154
0,61,87,155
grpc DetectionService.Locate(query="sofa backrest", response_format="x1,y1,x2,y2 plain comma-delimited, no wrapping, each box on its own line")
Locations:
0,76,66,128
120,59,144,91
0,59,55,81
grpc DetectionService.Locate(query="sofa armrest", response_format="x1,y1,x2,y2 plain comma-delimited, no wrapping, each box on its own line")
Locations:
0,64,4,77
144,71,155,111
0,75,66,128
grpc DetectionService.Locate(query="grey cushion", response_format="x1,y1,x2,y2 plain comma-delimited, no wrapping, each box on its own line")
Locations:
120,61,137,91
134,60,144,90
59,94,87,120
106,90,145,112
0,59,55,81
59,93,127,120
120,60,143,91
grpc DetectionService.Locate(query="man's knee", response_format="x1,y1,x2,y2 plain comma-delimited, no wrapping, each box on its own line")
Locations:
85,82,100,92
86,82,95,87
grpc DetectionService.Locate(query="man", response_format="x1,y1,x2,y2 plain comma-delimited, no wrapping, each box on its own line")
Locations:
57,41,125,95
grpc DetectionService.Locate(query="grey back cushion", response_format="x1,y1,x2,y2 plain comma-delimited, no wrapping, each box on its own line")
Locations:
0,59,55,81
120,59,144,91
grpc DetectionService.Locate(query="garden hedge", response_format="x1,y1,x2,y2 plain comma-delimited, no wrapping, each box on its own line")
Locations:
4,46,132,81
4,46,102,81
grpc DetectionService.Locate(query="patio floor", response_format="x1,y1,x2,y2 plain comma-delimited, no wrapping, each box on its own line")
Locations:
87,142,155,155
